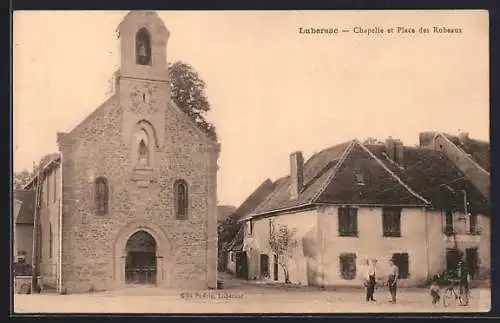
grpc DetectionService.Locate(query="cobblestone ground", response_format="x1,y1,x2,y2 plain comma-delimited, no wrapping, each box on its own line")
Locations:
13,286,490,314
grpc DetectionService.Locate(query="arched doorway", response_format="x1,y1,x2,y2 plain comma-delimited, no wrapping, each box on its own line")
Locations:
125,230,157,285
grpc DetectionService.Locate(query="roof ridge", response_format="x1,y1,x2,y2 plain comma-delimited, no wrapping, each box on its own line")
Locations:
356,140,430,204
253,177,288,214
232,178,275,219
311,140,357,203
435,132,490,175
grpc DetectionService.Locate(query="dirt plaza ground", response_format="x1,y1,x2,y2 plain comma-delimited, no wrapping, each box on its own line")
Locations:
13,275,491,314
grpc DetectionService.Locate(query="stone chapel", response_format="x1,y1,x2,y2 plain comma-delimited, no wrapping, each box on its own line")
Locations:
18,11,220,294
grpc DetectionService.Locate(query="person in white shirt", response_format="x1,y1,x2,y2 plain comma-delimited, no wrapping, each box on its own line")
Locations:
364,259,377,302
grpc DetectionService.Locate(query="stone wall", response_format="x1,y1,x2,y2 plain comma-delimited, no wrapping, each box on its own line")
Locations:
57,91,218,293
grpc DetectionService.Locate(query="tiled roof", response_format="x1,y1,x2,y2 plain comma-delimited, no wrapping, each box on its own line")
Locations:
364,145,490,215
250,141,353,215
444,135,490,173
232,179,276,220
224,179,277,251
13,190,36,224
23,153,61,189
249,140,490,219
420,131,490,173
315,143,427,206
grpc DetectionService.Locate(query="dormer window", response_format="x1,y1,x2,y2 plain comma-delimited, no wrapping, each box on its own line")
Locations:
355,173,365,186
136,28,152,66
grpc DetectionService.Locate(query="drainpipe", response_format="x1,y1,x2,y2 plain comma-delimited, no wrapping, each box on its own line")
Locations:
57,154,63,294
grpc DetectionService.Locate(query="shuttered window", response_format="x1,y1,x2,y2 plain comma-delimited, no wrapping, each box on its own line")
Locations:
338,207,358,237
382,207,402,237
339,253,357,280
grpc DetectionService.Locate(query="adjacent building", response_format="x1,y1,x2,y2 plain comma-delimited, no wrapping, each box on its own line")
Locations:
16,11,220,294
224,179,276,277
239,134,490,287
13,190,35,264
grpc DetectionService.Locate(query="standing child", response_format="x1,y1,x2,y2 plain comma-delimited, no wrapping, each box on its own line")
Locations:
430,274,441,305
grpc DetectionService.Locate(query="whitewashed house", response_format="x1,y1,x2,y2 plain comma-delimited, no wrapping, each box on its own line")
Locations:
239,133,490,287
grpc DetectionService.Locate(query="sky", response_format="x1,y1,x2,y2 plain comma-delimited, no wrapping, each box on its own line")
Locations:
13,10,489,207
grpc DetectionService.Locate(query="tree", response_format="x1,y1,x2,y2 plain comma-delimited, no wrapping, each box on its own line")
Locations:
168,61,217,140
218,213,240,247
107,61,217,140
269,223,299,284
13,153,59,190
14,169,32,190
362,137,384,145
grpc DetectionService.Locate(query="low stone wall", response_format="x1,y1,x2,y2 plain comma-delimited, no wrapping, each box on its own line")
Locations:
14,276,42,294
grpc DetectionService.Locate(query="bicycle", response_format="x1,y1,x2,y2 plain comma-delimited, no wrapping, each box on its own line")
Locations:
442,278,470,307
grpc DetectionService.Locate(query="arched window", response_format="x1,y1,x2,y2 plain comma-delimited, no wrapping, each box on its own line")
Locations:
95,177,109,216
138,139,149,166
135,128,151,167
136,28,152,66
174,179,189,219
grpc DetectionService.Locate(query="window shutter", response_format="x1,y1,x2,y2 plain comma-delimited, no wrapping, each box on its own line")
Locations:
382,209,387,234
395,210,401,235
338,208,345,235
350,207,358,235
339,253,357,280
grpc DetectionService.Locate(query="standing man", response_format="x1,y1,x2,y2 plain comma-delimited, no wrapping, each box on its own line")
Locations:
365,259,377,302
457,259,470,305
387,259,399,304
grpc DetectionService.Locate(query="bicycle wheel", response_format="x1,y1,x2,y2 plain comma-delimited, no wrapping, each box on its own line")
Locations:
443,288,454,307
459,290,470,306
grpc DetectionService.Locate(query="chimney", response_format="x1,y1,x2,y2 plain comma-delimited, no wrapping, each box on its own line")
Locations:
393,139,404,166
459,132,469,145
419,132,436,147
385,137,395,161
290,151,304,199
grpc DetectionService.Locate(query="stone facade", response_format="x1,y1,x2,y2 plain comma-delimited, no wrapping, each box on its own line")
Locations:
26,11,219,294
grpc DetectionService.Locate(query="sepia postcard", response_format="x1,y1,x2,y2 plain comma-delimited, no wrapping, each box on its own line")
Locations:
12,10,490,314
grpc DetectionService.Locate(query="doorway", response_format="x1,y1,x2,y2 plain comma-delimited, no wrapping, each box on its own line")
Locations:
466,247,478,279
235,251,248,279
260,254,269,278
446,248,460,275
125,230,157,284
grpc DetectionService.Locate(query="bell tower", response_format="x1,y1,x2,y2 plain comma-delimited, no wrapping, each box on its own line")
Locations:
117,11,170,179
117,11,170,81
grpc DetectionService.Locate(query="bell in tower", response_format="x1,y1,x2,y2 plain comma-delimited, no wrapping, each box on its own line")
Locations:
117,11,169,151
136,28,152,66
116,11,169,81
